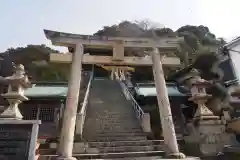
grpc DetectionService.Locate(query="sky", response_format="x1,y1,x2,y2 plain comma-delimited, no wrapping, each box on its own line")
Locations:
0,0,239,52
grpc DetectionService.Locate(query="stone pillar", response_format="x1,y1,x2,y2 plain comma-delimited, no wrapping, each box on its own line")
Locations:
0,64,32,119
151,48,185,158
57,44,83,160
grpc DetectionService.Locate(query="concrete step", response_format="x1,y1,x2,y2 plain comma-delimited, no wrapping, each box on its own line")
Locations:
85,126,142,131
87,145,158,153
39,150,165,159
88,116,137,119
87,140,164,148
76,150,165,159
84,127,141,131
86,136,147,142
96,120,140,123
92,132,147,137
87,113,136,117
91,120,140,124
96,130,144,134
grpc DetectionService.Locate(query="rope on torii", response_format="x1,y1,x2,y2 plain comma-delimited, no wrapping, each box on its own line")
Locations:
96,64,134,80
113,68,126,81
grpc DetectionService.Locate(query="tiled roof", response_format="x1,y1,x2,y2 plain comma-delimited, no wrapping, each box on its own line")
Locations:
135,85,187,97
24,85,68,98
225,37,240,49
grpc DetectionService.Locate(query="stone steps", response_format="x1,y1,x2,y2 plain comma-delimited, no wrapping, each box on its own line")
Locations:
76,150,165,159
85,139,185,153
87,120,140,124
81,79,166,158
87,140,162,147
39,150,165,159
88,132,146,137
84,128,142,132
83,127,142,132
83,79,144,142
88,145,157,153
86,136,147,142
87,117,138,121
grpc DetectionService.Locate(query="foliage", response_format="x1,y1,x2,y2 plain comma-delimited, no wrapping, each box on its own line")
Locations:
93,20,225,80
94,21,225,58
0,45,69,81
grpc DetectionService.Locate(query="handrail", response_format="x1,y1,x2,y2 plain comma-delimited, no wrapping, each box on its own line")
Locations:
80,73,93,114
119,80,144,121
119,81,152,133
76,72,93,138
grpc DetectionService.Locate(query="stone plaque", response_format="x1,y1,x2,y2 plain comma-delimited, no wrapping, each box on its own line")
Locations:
0,120,40,160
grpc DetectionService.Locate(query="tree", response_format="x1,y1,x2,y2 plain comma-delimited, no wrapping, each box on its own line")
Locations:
135,19,164,30
0,45,68,81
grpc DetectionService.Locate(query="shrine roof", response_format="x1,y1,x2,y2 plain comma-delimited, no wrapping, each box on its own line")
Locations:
24,83,68,98
134,82,189,97
23,81,187,99
225,37,240,49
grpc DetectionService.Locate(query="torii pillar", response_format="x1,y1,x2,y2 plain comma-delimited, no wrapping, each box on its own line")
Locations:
57,44,83,160
152,48,185,158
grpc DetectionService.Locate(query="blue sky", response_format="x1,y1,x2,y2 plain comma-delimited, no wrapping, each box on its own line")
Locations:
0,0,239,52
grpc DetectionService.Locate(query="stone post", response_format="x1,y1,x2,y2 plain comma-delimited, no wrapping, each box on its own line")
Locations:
151,48,185,158
57,44,83,160
0,64,32,119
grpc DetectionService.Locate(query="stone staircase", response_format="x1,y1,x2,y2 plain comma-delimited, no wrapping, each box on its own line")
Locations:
38,78,187,159
80,78,166,159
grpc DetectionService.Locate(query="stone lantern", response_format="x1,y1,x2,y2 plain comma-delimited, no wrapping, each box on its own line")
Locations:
0,64,32,119
182,68,236,156
186,69,218,121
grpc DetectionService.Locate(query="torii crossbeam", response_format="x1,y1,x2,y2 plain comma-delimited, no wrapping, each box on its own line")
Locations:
44,29,185,159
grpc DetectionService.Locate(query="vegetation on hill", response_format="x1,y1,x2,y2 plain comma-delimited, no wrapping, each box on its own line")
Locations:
0,45,69,81
0,20,226,81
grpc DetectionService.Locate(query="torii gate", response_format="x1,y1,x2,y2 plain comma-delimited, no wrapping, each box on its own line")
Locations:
44,29,185,159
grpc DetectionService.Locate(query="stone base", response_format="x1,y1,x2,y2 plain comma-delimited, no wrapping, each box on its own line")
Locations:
55,157,77,160
0,106,23,119
193,105,219,121
165,152,186,159
184,119,237,157
0,120,41,159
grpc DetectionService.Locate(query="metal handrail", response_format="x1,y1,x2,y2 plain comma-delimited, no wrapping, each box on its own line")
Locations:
80,73,93,114
119,80,144,121
77,72,93,136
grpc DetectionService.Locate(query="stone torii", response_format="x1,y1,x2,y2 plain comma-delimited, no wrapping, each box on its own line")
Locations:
44,29,185,159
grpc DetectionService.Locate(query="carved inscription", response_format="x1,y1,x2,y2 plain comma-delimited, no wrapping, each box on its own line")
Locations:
0,124,32,159
201,133,223,144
